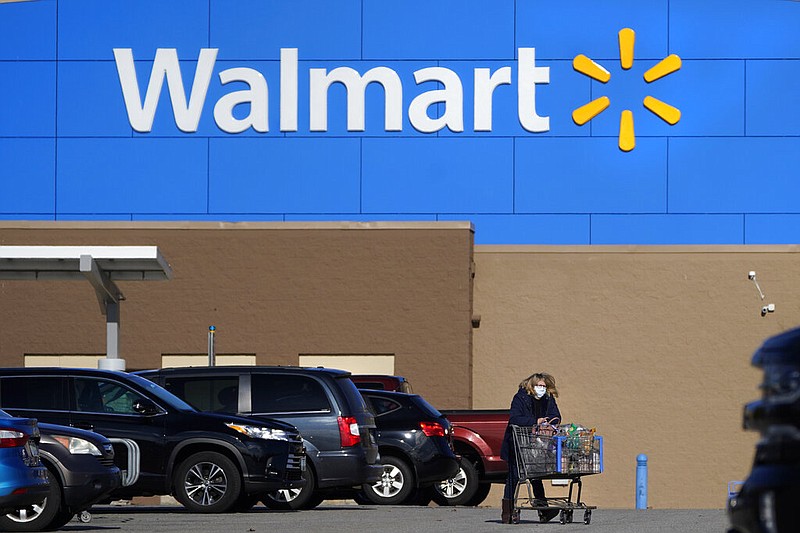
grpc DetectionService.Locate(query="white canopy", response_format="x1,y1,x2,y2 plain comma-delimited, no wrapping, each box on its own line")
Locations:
0,246,173,370
0,245,172,281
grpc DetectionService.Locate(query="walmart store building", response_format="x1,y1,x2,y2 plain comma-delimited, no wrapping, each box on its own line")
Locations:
2,0,800,508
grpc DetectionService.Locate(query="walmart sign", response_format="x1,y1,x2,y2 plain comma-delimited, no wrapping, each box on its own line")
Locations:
114,28,681,152
114,47,551,134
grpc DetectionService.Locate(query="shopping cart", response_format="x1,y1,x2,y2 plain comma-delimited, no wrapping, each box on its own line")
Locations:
510,424,603,525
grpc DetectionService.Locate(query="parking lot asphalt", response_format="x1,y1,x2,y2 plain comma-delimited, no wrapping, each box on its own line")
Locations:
68,503,730,533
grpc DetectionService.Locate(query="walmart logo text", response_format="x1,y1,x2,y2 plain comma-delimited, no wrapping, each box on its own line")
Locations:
114,48,550,134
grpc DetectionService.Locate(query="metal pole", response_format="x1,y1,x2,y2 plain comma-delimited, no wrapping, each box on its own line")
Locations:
208,325,216,366
636,454,648,509
98,300,126,371
106,301,120,360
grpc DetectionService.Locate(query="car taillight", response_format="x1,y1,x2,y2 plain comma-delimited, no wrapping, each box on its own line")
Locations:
337,416,361,447
0,430,28,448
420,422,446,437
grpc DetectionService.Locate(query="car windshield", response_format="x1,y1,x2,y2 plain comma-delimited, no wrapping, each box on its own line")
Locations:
124,373,196,412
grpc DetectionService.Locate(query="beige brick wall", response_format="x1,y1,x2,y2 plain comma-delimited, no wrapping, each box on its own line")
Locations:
473,245,800,508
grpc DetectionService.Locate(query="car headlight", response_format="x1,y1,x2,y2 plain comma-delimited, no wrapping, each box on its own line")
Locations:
53,435,103,456
225,423,291,441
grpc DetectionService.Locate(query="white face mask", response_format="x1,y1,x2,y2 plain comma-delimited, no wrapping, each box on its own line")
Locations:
533,385,547,398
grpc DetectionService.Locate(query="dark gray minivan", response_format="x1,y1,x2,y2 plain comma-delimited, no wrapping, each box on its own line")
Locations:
137,366,382,509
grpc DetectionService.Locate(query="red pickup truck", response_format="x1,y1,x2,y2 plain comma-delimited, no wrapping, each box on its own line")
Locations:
352,375,509,506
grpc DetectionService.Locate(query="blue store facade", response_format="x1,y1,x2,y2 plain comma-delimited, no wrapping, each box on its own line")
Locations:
2,0,799,245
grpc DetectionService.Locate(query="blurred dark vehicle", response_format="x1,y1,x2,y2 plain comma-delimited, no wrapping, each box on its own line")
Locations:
0,423,120,531
0,411,49,516
137,366,382,510
728,326,800,533
357,389,459,505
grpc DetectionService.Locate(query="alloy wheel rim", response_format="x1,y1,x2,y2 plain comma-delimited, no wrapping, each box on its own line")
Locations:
371,464,404,498
438,467,467,498
184,461,227,505
272,488,301,503
6,500,46,523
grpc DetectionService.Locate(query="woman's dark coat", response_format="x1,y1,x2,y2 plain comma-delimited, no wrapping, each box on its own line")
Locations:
500,387,561,461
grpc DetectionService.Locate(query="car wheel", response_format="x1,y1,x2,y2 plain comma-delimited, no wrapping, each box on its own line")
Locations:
432,459,479,506
362,456,414,505
0,469,64,531
262,467,321,510
174,451,242,513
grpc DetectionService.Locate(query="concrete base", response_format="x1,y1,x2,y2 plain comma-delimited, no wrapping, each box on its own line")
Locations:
98,358,126,371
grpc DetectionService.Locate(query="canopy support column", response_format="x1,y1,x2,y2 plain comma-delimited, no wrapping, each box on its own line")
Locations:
80,254,126,370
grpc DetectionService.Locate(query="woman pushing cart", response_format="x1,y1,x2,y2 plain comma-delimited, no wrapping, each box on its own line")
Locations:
500,372,603,525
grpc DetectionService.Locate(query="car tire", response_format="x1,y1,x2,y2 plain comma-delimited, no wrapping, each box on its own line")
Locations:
46,509,76,530
173,451,242,513
262,467,321,510
0,469,64,531
362,456,415,505
432,459,480,506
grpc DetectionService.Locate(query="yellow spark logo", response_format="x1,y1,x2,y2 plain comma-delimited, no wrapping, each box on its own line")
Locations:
572,28,681,152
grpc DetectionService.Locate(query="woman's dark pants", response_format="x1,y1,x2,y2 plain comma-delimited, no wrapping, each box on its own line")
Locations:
503,448,546,501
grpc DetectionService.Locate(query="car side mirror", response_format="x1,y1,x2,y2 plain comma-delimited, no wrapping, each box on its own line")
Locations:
132,399,160,416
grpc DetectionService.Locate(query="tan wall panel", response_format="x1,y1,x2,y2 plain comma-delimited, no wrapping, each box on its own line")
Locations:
298,355,395,374
24,355,104,368
473,245,800,509
161,355,257,368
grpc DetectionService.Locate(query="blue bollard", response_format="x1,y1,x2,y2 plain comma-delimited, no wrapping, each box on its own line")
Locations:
636,454,648,509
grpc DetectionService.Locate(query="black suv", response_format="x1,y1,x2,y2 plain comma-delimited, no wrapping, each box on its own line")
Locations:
137,366,382,510
0,368,305,513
